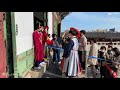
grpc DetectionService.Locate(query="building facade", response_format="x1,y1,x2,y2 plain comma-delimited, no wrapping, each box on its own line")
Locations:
0,12,70,78
85,32,120,51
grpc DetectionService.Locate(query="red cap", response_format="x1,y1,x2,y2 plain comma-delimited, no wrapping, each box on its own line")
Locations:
70,27,81,39
70,27,76,31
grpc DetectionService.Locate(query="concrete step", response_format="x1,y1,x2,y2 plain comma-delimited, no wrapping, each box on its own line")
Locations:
30,59,50,78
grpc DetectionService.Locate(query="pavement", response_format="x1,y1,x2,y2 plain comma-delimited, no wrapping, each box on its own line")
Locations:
41,50,101,78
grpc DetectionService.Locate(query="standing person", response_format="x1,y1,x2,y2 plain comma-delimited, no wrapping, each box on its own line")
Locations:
107,45,114,60
63,28,80,78
87,39,98,78
98,46,109,78
60,37,70,73
78,30,87,70
46,34,52,56
51,34,61,64
42,26,49,59
33,23,44,69
112,47,120,78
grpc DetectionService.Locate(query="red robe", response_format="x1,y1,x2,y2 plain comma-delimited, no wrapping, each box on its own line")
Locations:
33,30,44,62
46,38,53,45
42,31,48,45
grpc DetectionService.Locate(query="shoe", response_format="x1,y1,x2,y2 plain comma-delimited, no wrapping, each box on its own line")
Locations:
42,62,47,65
58,61,61,65
39,63,43,66
34,66,41,70
37,66,41,70
62,73,66,77
34,67,38,70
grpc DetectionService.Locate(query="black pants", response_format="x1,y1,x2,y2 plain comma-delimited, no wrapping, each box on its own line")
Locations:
78,51,85,70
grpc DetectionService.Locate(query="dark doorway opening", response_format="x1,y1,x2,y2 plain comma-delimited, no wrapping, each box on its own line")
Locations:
5,12,14,78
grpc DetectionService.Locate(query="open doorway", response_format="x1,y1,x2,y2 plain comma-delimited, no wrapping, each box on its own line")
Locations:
33,12,48,30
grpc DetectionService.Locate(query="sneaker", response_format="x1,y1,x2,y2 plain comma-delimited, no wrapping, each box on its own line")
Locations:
62,73,66,76
34,66,41,70
42,62,47,65
39,63,43,66
37,66,41,70
58,61,61,65
34,67,38,70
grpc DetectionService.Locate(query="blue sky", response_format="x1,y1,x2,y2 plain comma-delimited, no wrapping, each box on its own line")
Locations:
61,12,120,32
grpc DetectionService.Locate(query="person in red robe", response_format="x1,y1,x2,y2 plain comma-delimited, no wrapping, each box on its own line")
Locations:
42,26,49,58
33,23,44,69
46,34,53,45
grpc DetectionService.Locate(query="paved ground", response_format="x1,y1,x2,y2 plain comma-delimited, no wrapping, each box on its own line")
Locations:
41,60,101,78
41,51,101,78
41,62,63,78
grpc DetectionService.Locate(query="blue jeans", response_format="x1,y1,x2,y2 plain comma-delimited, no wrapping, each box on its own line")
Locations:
53,49,60,62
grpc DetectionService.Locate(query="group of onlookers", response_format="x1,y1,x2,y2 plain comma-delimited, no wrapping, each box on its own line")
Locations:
33,22,120,78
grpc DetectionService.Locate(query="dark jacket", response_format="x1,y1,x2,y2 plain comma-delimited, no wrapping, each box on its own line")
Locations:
63,40,74,58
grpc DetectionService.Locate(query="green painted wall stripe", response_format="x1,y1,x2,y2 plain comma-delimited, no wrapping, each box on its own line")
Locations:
16,48,34,78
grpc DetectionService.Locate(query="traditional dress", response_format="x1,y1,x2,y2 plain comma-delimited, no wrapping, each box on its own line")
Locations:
42,26,48,58
33,30,44,67
42,26,48,45
63,36,81,77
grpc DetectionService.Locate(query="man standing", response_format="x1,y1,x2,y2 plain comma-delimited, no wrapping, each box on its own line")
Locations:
51,34,61,64
87,39,98,78
78,30,87,70
33,22,44,69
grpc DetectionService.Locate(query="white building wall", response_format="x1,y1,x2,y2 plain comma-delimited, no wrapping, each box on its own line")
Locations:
48,12,53,40
87,41,120,52
14,12,34,55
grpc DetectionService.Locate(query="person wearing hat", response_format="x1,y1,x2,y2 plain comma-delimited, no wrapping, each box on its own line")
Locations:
62,28,81,78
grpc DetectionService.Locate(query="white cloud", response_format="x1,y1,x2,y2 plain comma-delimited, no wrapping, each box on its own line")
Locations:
61,12,120,32
107,12,120,16
107,13,113,16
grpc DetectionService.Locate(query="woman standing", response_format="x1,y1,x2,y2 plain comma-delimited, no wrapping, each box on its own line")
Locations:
63,28,80,78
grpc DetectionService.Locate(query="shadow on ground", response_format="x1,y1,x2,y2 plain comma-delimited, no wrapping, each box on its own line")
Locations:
41,62,64,78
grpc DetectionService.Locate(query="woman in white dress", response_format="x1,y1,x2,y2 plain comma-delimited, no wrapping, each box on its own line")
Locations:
63,28,80,78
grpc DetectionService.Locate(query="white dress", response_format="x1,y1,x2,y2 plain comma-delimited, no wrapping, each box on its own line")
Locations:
63,36,79,76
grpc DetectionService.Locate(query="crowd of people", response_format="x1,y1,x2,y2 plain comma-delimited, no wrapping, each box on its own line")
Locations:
33,22,120,78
